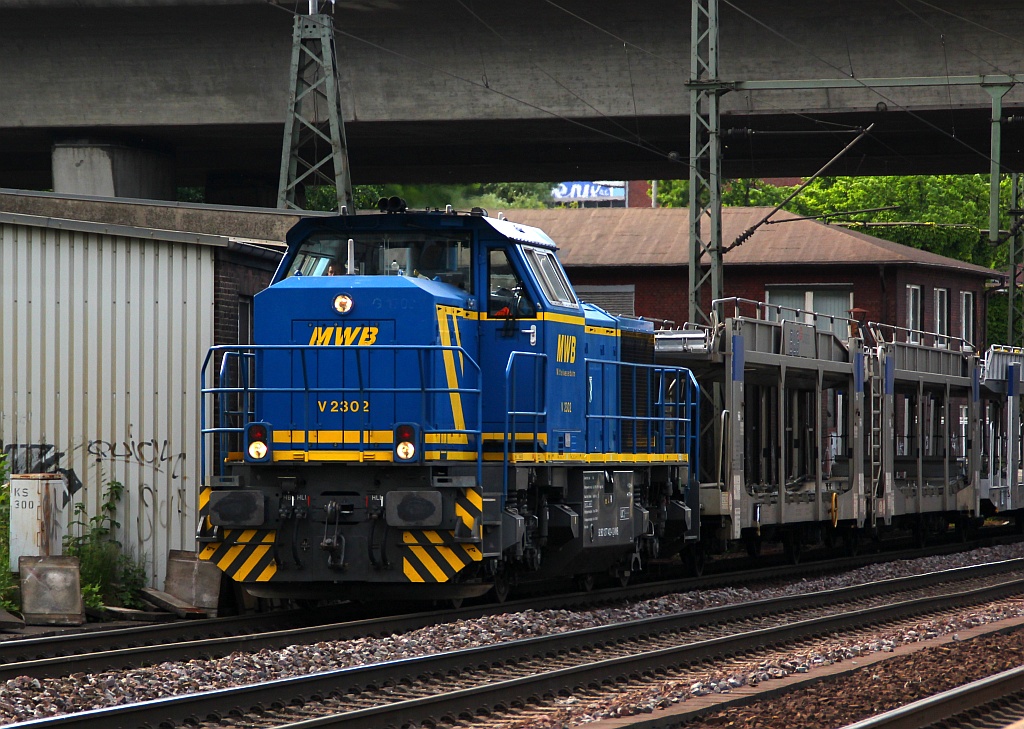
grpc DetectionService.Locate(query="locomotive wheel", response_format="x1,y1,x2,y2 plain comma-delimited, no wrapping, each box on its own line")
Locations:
575,573,595,592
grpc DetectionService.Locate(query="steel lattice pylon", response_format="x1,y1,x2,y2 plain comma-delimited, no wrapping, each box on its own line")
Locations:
278,12,354,212
1010,174,1024,347
687,0,724,326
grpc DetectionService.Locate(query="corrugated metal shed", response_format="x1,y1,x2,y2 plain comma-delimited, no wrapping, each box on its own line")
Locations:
508,207,1001,278
0,211,220,588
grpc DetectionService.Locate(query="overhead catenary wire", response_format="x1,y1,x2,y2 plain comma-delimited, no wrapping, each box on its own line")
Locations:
268,0,1015,182
764,206,901,224
543,0,1006,174
897,0,1011,76
724,123,875,253
454,0,664,155
263,0,688,172
908,0,1024,50
719,0,1010,174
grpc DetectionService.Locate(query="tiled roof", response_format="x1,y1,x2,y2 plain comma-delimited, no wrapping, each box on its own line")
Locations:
506,207,1000,278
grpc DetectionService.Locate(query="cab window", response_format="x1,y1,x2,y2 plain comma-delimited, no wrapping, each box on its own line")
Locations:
488,248,536,318
523,246,578,308
284,231,472,290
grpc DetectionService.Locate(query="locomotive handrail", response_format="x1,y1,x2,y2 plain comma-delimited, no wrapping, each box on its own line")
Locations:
200,343,484,484
503,351,548,502
583,359,699,464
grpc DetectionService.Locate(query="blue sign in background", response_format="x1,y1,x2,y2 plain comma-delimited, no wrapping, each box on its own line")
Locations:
551,181,626,201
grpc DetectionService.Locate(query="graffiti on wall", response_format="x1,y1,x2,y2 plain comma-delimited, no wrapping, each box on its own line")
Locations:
83,436,187,480
2,434,192,545
1,441,81,502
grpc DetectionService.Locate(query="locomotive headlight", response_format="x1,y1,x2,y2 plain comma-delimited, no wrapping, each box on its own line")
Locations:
333,294,354,314
244,422,272,463
393,423,420,462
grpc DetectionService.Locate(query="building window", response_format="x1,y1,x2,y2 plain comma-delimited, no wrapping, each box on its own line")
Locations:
238,295,254,345
961,291,975,345
575,285,636,316
934,288,949,341
231,295,256,454
765,286,852,339
907,285,922,342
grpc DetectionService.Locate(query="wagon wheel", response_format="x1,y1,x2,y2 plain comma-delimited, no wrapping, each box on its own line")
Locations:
682,543,705,577
575,573,595,592
492,572,511,604
783,533,803,564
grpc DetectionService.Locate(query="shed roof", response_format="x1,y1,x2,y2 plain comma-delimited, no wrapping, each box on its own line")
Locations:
506,207,1000,279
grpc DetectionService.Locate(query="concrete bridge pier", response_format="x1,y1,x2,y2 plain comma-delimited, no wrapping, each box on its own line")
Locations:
52,141,175,200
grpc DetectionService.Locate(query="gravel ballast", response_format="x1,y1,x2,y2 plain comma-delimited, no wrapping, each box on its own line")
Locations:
2,543,1024,725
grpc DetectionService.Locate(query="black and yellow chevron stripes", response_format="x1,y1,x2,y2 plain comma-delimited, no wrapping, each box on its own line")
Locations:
401,530,482,582
455,487,483,538
198,528,278,582
197,486,214,538
197,487,277,582
402,487,483,582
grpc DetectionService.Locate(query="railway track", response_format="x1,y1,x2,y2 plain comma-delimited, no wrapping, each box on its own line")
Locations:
0,539,1007,680
842,665,1024,729
6,558,1024,729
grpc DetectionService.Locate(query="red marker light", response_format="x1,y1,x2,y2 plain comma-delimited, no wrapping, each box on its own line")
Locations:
248,424,267,442
396,424,415,442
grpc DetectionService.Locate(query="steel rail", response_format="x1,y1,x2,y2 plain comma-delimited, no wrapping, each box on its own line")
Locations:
3,556,1022,682
840,661,1024,729
6,565,1024,729
2,556,1015,683
0,528,1007,667
0,534,1010,673
0,532,1007,667
0,605,360,662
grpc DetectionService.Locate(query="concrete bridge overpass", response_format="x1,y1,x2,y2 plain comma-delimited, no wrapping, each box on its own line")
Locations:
3,0,1024,202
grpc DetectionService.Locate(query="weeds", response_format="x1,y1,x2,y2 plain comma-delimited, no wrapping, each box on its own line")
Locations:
0,455,16,612
64,480,148,609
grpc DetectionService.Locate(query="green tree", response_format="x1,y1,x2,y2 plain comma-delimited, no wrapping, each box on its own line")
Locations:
304,182,553,212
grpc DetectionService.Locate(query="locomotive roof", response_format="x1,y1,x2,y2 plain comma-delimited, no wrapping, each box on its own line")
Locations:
284,210,557,249
506,207,1001,280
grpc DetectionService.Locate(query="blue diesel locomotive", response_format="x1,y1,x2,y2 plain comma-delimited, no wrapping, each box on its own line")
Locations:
199,205,701,600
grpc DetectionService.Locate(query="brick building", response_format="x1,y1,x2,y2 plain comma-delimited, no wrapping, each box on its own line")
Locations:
511,207,1003,348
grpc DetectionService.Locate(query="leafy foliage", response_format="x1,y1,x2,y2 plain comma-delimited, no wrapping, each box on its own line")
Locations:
63,481,148,609
0,455,16,612
656,174,1004,264
304,182,554,212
